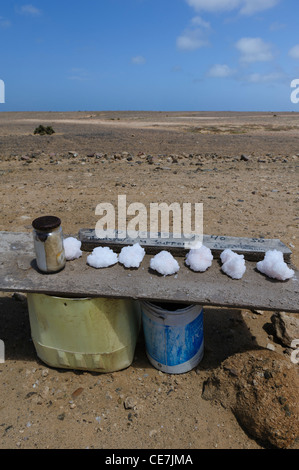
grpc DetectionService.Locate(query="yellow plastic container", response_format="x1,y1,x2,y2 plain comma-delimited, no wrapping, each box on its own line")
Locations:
27,293,141,372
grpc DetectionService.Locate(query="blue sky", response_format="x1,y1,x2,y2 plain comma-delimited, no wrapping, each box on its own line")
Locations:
1,0,299,111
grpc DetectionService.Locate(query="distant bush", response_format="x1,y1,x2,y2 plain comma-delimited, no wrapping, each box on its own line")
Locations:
34,125,55,135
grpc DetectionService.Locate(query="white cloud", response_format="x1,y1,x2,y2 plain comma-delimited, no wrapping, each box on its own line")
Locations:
240,0,279,15
191,16,210,28
0,16,11,28
131,55,146,65
185,0,280,15
16,4,42,16
208,64,235,77
246,71,285,83
186,0,240,12
289,45,299,60
177,30,209,51
269,21,286,32
67,68,90,81
177,15,210,51
235,37,274,63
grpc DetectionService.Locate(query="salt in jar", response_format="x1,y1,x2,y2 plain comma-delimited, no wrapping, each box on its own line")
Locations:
32,216,66,273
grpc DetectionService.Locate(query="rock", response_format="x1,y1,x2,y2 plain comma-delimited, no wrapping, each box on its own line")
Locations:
25,391,37,399
41,368,49,377
290,340,299,364
71,387,84,399
12,292,27,302
155,166,171,171
124,396,137,410
202,349,299,449
240,154,249,161
68,151,78,157
146,155,154,164
271,312,299,347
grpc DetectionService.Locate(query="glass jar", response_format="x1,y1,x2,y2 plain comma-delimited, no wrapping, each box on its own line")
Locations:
32,216,66,273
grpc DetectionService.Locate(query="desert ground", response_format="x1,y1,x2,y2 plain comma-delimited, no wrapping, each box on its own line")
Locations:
0,110,298,450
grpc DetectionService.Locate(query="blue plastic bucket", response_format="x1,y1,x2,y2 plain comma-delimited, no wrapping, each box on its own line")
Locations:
141,301,204,374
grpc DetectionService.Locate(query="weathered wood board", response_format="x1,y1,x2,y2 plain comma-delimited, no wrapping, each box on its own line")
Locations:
78,229,292,262
0,232,298,313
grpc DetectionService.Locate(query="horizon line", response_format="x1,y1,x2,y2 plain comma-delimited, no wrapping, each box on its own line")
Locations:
0,109,299,114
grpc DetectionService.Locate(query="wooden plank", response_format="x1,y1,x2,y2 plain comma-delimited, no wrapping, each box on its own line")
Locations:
0,232,298,313
78,229,292,262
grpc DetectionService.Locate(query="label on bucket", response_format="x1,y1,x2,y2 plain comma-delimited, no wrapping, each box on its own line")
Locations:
142,309,203,367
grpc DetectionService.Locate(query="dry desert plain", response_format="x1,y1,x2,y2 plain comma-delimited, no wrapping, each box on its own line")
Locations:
0,110,298,450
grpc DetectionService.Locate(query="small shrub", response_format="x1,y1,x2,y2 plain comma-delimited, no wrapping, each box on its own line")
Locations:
34,125,55,135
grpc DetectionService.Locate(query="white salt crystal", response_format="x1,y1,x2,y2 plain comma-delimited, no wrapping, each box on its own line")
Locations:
220,248,238,264
87,246,118,268
185,243,213,272
63,237,82,260
256,250,294,281
220,249,246,279
119,243,145,268
150,251,180,276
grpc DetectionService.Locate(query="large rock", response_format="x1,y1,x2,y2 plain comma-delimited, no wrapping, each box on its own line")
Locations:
202,349,299,449
271,312,299,347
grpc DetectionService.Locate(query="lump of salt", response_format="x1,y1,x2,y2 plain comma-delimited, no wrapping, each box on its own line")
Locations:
220,248,241,264
150,250,180,276
63,237,82,260
220,249,246,280
256,250,294,281
185,243,213,272
119,243,145,268
87,246,118,268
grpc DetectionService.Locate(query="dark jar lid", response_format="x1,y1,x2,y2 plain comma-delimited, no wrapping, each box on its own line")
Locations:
32,216,61,231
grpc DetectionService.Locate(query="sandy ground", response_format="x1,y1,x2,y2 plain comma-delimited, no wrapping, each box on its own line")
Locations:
0,111,298,450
